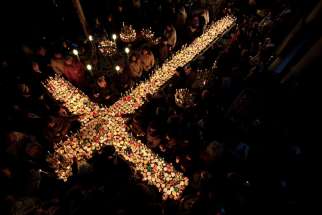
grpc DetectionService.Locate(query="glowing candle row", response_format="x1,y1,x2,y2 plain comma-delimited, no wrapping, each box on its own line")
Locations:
106,15,235,116
43,76,101,124
45,15,236,200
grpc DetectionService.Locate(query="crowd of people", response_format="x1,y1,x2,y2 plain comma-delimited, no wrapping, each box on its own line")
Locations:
0,0,306,215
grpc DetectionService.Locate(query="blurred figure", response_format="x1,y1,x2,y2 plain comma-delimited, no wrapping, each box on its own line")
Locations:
139,48,155,72
164,24,177,50
43,115,73,144
159,39,171,61
105,13,118,33
146,121,161,149
132,0,141,9
50,52,64,75
128,54,143,79
186,16,200,42
34,46,50,73
176,6,187,27
200,9,210,27
92,75,117,105
175,65,195,88
63,56,86,87
198,9,210,33
200,140,224,165
31,62,46,81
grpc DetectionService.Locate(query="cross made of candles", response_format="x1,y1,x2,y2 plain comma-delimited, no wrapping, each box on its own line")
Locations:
43,16,235,200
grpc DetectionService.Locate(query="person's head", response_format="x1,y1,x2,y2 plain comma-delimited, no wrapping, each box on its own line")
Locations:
179,6,185,13
37,47,47,56
18,83,31,97
131,55,137,62
183,65,191,75
58,106,68,117
148,121,158,133
25,143,43,159
165,25,172,32
117,5,123,12
32,62,40,73
107,14,113,22
53,52,63,59
64,56,74,65
133,114,141,124
176,66,185,77
142,48,149,55
192,16,200,28
7,131,26,144
97,75,108,88
265,37,272,44
47,116,56,128
201,89,209,99
22,45,33,56
248,0,256,6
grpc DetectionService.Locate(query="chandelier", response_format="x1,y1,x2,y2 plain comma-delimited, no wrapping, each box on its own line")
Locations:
98,39,117,56
175,88,194,108
120,25,137,43
140,27,154,40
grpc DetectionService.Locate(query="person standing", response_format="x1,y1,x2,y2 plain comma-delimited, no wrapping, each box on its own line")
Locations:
128,54,143,79
164,24,177,50
176,6,187,27
139,48,155,73
63,56,86,87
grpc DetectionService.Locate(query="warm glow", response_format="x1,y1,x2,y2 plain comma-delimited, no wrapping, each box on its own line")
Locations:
88,35,93,41
120,25,136,43
86,64,92,71
72,49,78,56
112,34,117,40
125,47,130,54
44,15,236,200
43,76,100,124
98,39,117,56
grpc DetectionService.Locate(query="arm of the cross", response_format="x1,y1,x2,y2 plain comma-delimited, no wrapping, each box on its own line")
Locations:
47,115,110,181
105,15,236,116
48,114,188,200
43,75,101,124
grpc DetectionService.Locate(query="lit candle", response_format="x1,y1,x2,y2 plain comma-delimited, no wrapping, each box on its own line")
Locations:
112,34,117,42
125,47,130,54
72,49,80,61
